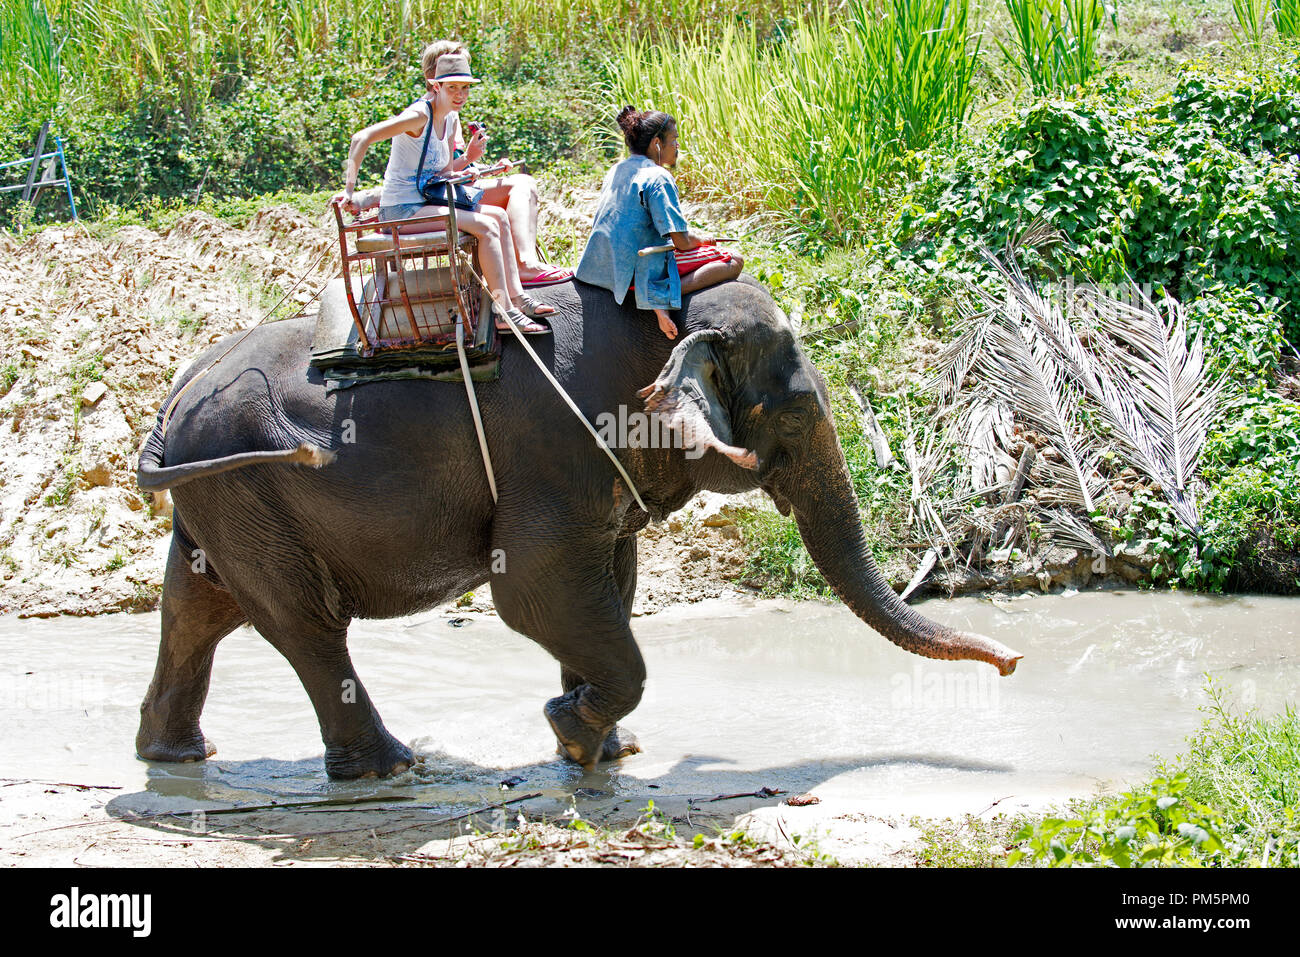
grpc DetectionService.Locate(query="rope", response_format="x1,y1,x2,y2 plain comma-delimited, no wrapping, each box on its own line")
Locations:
460,251,647,513
161,245,332,435
456,315,498,502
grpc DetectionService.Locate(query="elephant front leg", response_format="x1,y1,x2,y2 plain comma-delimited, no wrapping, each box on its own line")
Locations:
492,538,646,771
554,534,642,762
560,667,642,762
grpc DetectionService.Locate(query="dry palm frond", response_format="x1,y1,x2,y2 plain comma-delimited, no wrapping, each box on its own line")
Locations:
973,253,1224,530
1072,287,1228,531
902,403,958,563
970,305,1106,511
945,502,1031,566
1042,507,1112,557
954,392,1018,496
925,303,995,405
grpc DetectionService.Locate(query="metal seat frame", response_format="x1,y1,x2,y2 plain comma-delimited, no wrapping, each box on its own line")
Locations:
332,199,485,356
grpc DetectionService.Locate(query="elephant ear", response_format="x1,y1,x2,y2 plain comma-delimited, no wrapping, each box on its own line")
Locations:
637,330,758,469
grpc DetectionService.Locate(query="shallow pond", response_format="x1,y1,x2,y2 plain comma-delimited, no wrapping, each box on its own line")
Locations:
1,589,1297,825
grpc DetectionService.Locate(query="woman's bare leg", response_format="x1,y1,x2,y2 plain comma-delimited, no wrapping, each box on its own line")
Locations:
481,175,548,279
487,206,526,301
408,206,511,308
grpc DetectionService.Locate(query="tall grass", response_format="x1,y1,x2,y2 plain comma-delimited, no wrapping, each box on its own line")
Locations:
608,0,979,247
1278,0,1300,36
0,0,63,119
1231,0,1275,48
999,0,1115,95
0,0,806,119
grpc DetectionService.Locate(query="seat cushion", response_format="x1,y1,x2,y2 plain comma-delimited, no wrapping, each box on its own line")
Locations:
355,229,476,254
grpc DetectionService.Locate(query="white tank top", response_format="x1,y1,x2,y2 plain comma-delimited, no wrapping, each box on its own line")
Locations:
380,99,458,207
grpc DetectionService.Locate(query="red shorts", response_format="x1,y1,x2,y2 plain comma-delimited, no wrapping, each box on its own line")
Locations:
670,244,734,275
628,245,735,292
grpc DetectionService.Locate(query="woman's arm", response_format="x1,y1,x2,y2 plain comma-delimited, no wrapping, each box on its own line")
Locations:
341,109,427,202
442,115,487,174
643,175,701,250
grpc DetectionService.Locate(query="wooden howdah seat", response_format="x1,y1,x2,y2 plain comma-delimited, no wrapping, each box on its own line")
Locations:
311,199,498,378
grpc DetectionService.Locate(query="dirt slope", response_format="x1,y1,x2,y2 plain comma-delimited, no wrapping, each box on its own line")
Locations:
0,207,759,617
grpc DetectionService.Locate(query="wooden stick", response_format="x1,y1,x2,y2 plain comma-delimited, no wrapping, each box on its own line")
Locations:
195,795,415,816
0,777,122,790
1005,446,1036,503
705,787,783,803
637,238,740,256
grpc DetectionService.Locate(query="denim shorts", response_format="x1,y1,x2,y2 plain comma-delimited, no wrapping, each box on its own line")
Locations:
378,202,428,222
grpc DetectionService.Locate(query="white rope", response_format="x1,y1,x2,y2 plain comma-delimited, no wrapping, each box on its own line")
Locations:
494,307,648,513
456,316,498,502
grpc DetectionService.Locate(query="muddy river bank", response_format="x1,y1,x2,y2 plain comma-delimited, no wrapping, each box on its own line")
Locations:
2,589,1296,866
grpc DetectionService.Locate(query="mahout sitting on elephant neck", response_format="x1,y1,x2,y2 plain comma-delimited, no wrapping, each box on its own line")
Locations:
575,106,743,342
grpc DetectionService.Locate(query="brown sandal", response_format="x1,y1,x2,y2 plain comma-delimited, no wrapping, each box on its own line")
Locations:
495,307,551,336
518,294,557,319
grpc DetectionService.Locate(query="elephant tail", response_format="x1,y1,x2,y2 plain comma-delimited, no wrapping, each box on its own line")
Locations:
136,407,335,492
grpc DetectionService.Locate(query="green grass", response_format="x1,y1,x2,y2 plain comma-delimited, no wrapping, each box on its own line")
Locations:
42,464,80,507
0,0,804,118
607,0,979,248
1164,684,1300,864
1007,682,1300,867
999,0,1116,94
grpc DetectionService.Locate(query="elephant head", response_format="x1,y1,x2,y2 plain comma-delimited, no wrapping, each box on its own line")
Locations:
639,282,1022,676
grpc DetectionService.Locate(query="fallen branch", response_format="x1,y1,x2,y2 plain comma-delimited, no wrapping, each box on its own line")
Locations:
900,548,938,603
0,777,122,790
706,787,784,803
1004,447,1035,504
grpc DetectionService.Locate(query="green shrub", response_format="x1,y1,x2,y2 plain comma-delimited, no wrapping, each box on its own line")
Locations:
1185,285,1285,379
1009,774,1233,867
896,53,1300,341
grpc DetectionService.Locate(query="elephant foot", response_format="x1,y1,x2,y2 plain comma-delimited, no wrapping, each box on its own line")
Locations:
135,725,217,764
544,691,625,771
324,731,413,780
556,725,642,763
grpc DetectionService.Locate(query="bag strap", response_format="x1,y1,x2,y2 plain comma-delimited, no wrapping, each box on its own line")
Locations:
415,100,435,187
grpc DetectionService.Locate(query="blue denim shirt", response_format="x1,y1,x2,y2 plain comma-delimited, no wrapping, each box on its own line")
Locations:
576,155,690,311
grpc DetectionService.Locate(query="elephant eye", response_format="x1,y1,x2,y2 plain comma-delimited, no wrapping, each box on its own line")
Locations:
775,409,807,438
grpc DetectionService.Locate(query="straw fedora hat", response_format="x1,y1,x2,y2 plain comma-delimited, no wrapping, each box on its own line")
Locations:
431,54,479,83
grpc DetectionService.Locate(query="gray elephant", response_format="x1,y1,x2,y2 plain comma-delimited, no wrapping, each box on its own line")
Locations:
135,277,1021,779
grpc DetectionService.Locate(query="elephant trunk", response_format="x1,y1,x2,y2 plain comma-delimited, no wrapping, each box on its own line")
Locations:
779,429,1023,676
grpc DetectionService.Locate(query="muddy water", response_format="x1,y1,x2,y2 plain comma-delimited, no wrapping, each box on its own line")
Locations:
1,590,1297,825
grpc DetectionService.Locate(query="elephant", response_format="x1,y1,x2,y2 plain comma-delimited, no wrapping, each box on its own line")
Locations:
134,275,1022,779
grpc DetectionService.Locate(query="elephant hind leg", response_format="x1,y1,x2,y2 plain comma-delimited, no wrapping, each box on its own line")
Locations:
137,537,248,764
